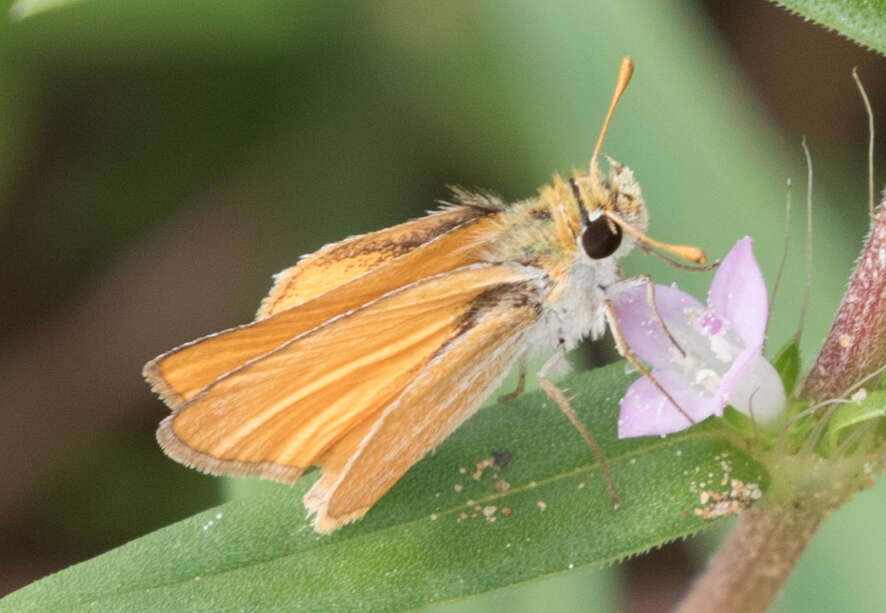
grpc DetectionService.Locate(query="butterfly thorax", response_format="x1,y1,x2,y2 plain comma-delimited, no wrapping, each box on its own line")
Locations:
476,160,648,276
442,160,648,354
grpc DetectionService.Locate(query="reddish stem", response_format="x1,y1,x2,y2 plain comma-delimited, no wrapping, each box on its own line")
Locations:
803,203,886,400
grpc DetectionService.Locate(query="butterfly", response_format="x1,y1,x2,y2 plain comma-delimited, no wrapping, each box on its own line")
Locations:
144,58,706,533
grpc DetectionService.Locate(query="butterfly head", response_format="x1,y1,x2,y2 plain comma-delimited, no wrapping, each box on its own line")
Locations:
564,159,648,264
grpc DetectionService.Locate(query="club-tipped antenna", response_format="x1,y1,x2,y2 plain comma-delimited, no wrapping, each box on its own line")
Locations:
591,57,711,268
605,209,709,265
590,57,634,181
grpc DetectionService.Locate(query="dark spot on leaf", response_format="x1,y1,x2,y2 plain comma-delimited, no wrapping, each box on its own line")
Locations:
492,451,512,467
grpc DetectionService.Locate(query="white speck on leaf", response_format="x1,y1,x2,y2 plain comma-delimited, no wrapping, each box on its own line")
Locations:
851,388,867,402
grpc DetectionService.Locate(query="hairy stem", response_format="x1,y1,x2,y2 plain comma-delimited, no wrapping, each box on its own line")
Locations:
802,202,886,400
677,496,827,613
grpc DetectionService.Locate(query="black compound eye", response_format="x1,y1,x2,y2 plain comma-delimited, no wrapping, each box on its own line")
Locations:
581,215,622,259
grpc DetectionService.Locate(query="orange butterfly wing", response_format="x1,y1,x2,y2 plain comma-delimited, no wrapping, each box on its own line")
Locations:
144,207,497,409
257,205,493,317
305,280,541,531
156,264,546,496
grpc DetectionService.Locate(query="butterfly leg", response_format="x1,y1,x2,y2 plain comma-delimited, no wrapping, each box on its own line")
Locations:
537,344,620,509
602,292,695,427
498,353,528,402
635,274,687,358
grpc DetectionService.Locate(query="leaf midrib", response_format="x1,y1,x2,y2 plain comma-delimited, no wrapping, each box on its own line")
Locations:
67,429,727,608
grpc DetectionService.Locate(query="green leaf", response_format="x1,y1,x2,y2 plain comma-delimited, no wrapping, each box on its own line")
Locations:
772,337,802,397
824,389,886,452
2,363,768,612
9,0,88,21
721,405,759,439
771,0,886,55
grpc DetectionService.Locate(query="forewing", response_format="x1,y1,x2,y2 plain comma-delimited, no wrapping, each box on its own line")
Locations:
304,278,544,532
144,210,498,409
156,264,547,488
257,205,494,317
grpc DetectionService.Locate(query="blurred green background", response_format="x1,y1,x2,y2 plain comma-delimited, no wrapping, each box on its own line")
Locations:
1,0,884,611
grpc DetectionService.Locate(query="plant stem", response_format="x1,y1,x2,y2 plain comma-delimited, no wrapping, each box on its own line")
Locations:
802,202,886,400
677,496,827,613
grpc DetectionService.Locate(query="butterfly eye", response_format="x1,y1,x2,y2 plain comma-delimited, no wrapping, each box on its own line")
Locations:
581,214,622,259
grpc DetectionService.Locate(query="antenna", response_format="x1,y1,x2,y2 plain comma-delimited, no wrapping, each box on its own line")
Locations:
605,210,709,265
590,57,634,181
590,57,710,267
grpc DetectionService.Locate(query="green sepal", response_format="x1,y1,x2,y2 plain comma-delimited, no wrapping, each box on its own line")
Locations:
771,337,802,397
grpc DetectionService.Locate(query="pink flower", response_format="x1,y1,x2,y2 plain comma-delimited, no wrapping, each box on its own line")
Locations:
613,237,785,438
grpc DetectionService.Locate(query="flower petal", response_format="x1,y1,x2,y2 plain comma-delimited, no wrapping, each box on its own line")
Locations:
618,369,720,438
611,283,705,369
723,353,786,424
714,343,762,415
707,237,768,348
